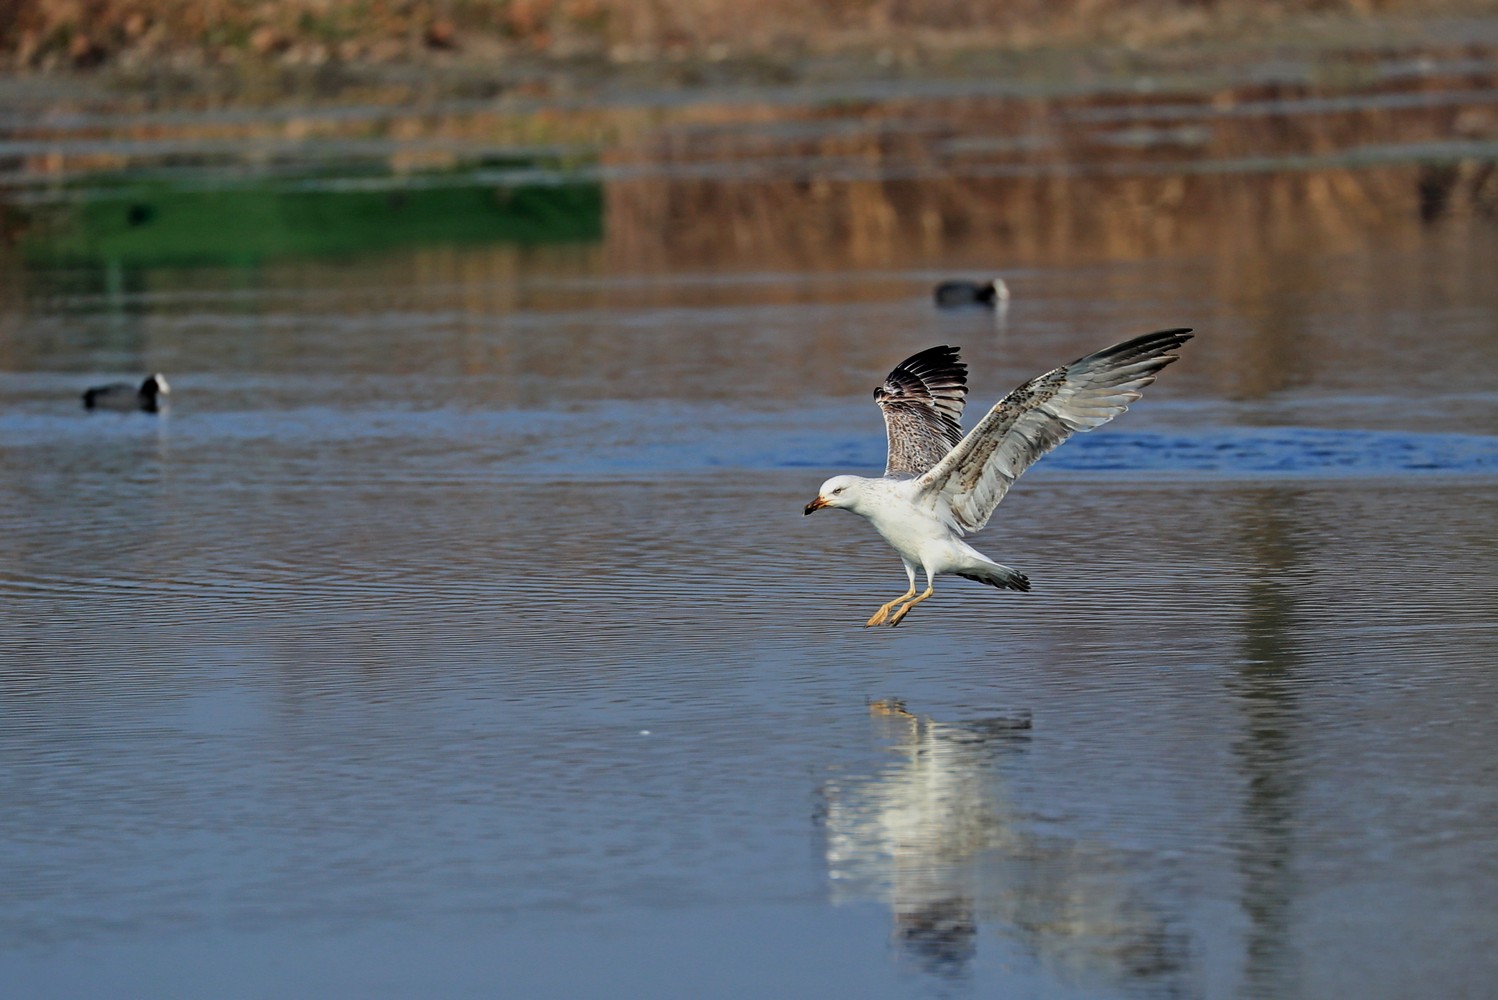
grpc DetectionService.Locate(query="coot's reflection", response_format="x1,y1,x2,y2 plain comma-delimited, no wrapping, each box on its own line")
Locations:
821,701,1190,991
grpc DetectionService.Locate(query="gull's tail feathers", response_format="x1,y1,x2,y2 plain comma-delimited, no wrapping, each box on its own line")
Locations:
956,560,1031,593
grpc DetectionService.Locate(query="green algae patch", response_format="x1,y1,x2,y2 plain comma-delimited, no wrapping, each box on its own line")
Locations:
19,171,603,267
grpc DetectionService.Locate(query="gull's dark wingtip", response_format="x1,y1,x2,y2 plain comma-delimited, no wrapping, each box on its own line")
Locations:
1121,327,1193,350
886,344,964,375
1143,327,1193,349
1152,327,1194,349
1083,328,1194,369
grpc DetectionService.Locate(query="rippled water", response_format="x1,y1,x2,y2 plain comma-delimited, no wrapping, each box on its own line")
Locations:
6,58,1498,998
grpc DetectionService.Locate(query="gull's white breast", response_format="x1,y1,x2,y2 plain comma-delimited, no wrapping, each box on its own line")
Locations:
858,479,961,566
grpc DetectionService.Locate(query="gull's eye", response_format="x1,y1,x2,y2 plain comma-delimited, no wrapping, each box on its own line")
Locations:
832,487,845,495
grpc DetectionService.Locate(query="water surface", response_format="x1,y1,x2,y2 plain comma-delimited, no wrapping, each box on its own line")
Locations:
4,56,1498,1000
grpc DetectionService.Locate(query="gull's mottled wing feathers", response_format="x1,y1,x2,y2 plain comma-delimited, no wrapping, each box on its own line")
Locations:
875,345,969,477
915,329,1193,533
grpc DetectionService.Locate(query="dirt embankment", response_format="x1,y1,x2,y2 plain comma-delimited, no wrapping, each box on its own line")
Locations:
0,0,1486,79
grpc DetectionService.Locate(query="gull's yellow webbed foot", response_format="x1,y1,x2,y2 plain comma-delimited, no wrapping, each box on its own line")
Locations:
865,588,916,627
887,586,936,627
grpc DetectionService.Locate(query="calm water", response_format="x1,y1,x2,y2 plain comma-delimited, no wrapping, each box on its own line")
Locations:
5,55,1498,999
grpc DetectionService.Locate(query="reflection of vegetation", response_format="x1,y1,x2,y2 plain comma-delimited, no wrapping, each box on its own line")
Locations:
1229,492,1309,1000
604,72,1498,271
20,175,602,266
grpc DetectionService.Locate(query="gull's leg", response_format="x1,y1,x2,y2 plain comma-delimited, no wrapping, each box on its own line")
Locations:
865,588,915,628
888,571,937,627
865,562,918,628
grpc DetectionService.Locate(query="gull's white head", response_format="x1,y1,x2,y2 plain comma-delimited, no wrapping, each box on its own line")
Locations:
804,475,866,515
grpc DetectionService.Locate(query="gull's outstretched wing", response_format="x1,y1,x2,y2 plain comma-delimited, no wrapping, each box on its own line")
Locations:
876,345,969,477
914,329,1193,534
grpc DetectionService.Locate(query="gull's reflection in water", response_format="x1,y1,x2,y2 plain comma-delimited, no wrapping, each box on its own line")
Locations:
821,701,1190,992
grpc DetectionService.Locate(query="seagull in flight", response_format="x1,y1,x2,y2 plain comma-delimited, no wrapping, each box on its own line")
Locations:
804,329,1193,626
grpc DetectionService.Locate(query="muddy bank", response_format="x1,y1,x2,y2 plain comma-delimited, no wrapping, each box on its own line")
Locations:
4,1,1498,102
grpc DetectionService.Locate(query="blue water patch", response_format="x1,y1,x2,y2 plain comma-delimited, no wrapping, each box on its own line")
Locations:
764,426,1498,479
4,385,1497,481
1050,427,1498,477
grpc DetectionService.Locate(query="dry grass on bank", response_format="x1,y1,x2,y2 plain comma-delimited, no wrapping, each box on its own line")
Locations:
1,0,1490,75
